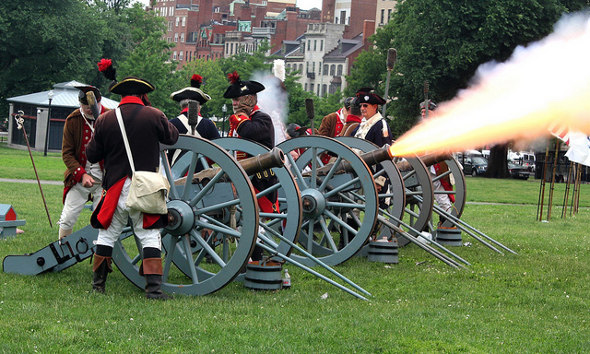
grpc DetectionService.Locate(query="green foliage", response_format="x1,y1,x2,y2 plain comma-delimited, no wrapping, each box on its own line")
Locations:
115,31,177,118
175,59,230,120
348,0,568,138
0,1,106,117
283,69,313,127
0,1,169,120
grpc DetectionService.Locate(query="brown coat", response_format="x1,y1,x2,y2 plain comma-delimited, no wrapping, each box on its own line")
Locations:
318,111,340,137
61,108,106,191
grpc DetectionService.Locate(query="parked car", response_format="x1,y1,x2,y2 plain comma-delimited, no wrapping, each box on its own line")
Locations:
462,156,488,177
508,162,532,180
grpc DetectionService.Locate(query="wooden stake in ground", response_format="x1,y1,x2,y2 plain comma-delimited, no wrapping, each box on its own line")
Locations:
562,161,573,219
547,140,560,221
537,143,550,221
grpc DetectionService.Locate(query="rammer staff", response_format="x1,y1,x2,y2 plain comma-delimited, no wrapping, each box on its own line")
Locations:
13,110,53,227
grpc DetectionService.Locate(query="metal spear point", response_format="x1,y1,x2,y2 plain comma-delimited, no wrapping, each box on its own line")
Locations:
14,110,53,228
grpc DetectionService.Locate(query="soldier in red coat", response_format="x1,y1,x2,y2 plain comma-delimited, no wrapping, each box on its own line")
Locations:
86,59,179,299
224,71,276,262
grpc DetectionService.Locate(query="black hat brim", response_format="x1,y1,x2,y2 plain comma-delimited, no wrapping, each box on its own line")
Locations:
110,77,155,95
170,87,211,104
356,91,386,105
74,85,101,104
223,80,265,98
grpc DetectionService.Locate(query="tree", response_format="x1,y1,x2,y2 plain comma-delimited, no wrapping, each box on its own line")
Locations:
348,0,568,177
0,1,108,117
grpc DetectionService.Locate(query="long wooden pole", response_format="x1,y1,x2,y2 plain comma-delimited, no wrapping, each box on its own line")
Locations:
562,161,573,219
13,111,53,227
537,143,550,221
547,140,561,220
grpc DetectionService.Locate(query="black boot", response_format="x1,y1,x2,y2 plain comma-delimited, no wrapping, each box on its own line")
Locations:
141,257,171,300
145,274,171,300
92,254,112,294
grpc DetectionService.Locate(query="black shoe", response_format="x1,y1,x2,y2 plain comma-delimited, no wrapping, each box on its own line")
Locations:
145,274,172,300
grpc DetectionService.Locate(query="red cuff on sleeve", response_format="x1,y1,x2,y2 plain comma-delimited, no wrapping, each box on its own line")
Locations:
72,166,87,183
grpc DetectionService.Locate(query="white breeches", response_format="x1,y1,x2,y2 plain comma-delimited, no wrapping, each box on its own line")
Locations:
96,178,161,250
58,181,102,230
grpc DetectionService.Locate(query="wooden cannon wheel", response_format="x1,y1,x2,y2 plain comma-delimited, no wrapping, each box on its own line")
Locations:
112,136,259,296
277,136,379,266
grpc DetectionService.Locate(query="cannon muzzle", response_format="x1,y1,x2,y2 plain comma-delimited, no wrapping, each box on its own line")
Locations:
394,152,452,171
239,147,285,176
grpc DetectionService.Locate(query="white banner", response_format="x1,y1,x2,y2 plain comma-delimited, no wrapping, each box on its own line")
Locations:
565,131,590,166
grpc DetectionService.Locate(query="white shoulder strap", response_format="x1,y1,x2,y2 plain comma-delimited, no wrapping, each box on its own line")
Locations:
115,107,135,173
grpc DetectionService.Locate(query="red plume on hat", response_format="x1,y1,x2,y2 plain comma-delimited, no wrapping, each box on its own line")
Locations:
97,58,116,81
190,74,203,88
227,71,240,84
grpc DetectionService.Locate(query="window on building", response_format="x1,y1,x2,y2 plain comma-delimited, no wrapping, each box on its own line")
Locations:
340,11,346,24
169,6,174,16
318,63,321,75
299,64,303,72
307,40,310,51
323,64,328,74
162,7,167,16
174,33,178,42
335,17,338,24
330,65,335,76
173,51,177,60
168,21,173,31
305,83,308,91
388,9,392,20
380,9,385,24
314,40,317,51
337,65,343,76
322,84,327,96
317,85,320,96
179,51,184,60
312,62,315,73
182,16,186,26
175,16,179,26
320,40,323,51
310,83,314,92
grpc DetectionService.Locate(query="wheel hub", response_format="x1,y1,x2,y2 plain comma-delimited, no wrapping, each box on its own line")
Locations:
164,199,195,236
301,188,325,218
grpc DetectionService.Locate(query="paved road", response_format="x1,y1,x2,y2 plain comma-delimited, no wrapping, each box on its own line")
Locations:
0,178,62,185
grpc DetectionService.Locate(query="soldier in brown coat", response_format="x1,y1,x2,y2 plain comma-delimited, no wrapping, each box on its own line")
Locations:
57,85,106,241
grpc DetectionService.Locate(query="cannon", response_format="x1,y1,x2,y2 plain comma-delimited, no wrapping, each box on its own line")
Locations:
4,136,370,299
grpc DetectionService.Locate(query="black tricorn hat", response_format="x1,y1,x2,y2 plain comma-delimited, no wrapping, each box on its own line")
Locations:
170,74,211,104
109,77,155,95
355,87,386,105
286,123,308,138
223,71,265,99
74,85,101,105
97,58,154,95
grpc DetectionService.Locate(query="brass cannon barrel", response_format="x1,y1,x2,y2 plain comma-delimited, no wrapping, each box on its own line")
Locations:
177,147,285,185
239,147,285,176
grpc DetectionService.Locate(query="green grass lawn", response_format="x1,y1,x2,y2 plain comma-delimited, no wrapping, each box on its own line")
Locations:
1,144,590,352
